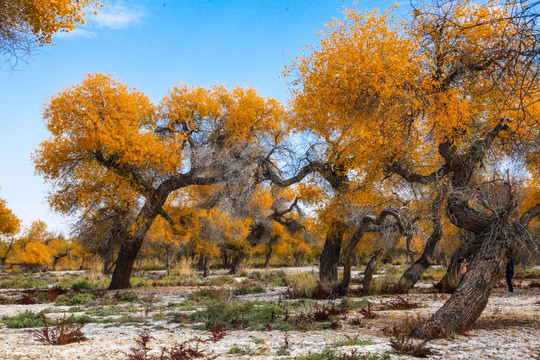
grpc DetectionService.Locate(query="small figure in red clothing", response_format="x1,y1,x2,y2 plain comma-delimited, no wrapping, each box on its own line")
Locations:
460,258,469,275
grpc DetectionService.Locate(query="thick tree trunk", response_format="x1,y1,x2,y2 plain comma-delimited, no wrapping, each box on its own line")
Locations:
229,254,247,275
108,234,146,289
411,229,510,338
362,249,384,296
399,255,430,291
319,222,344,285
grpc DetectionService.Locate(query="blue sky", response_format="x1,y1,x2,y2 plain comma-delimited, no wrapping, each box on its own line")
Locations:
0,0,405,235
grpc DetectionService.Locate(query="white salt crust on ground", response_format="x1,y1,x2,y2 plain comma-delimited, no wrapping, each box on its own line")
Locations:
0,271,538,360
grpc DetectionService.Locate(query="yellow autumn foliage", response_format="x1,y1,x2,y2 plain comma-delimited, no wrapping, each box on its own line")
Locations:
0,197,21,236
7,0,103,45
286,1,539,188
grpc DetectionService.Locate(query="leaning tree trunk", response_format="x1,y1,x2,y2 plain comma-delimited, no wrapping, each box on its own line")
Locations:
362,249,384,296
108,235,146,289
399,187,445,291
398,229,441,291
319,222,345,285
411,227,510,338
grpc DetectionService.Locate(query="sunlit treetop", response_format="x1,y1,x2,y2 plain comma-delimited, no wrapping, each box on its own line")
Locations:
35,73,287,219
0,195,21,236
285,1,539,186
4,0,103,45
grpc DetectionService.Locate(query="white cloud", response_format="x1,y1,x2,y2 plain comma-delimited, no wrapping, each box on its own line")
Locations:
54,28,95,39
90,4,144,29
53,4,144,40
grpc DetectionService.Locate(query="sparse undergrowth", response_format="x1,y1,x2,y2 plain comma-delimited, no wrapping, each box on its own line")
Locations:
30,314,87,345
389,335,435,358
295,348,391,360
333,335,373,347
126,329,205,360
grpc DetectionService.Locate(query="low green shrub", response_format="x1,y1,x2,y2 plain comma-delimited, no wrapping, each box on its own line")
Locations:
131,277,153,288
208,275,236,286
114,292,140,303
70,279,92,290
191,301,286,329
340,298,372,309
295,348,391,360
184,289,231,306
228,347,252,355
333,337,373,347
0,275,48,289
233,285,265,296
55,293,95,306
2,310,48,328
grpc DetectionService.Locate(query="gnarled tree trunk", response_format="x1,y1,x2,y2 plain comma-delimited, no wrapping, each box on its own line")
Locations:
411,226,510,338
362,249,384,296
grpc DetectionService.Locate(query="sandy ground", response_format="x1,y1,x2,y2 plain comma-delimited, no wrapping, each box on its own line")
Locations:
0,270,538,360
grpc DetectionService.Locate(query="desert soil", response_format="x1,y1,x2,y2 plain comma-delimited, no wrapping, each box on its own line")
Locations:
0,268,538,360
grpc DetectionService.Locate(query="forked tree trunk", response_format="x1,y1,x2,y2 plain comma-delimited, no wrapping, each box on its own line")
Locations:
411,228,510,338
333,209,404,295
319,222,344,285
362,249,384,296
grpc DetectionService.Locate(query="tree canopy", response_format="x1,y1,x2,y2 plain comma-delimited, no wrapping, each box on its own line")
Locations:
0,0,102,66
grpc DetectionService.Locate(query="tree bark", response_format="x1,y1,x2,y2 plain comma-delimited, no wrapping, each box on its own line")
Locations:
202,256,210,278
264,244,273,268
411,227,510,338
108,235,145,289
362,249,384,296
229,254,247,275
405,234,414,265
319,221,344,285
